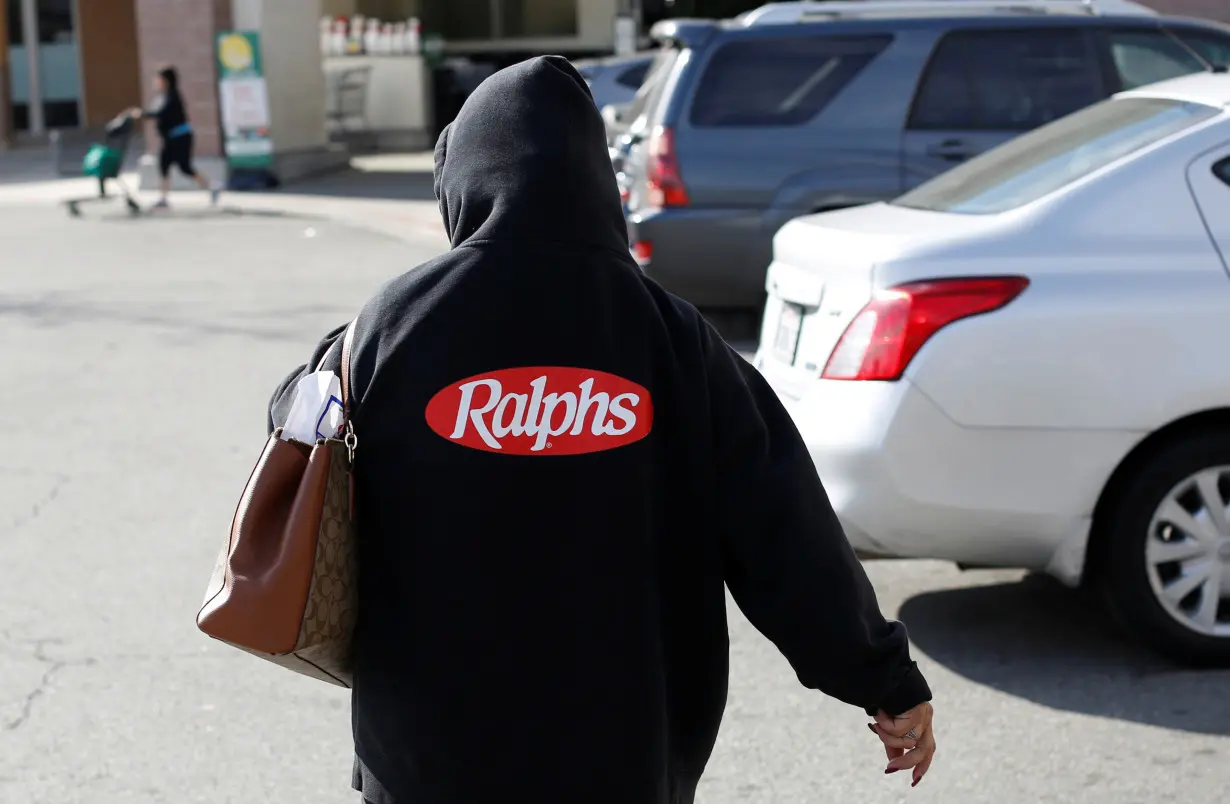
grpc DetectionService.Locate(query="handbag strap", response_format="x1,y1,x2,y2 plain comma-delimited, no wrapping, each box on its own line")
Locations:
311,320,359,447
340,318,357,421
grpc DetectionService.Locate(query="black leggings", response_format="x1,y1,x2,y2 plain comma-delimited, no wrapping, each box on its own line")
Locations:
159,133,196,178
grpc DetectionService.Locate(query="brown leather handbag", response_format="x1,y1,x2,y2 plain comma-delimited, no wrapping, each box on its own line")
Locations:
197,320,359,687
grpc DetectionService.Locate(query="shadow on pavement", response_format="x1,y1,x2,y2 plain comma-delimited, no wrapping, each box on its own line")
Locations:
901,573,1230,736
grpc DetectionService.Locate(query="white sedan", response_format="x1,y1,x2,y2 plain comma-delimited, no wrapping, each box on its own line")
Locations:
753,70,1230,666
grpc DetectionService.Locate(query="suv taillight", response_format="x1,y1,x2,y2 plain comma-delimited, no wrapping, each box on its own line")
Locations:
645,126,689,208
821,277,1029,382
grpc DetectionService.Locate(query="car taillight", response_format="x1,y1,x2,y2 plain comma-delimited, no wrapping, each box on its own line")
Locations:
645,126,689,208
821,276,1030,382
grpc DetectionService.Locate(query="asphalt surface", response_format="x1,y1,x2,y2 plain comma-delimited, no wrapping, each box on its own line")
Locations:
2,202,1228,804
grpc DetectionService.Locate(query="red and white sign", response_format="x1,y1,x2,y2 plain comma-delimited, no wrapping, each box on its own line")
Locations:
425,367,654,456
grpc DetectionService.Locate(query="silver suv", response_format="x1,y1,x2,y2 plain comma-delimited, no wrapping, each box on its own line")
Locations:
622,0,1230,309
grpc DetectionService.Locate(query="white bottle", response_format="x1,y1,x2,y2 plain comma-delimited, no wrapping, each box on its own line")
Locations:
391,22,407,56
330,18,348,56
320,16,332,57
364,19,380,56
380,23,395,55
406,17,422,56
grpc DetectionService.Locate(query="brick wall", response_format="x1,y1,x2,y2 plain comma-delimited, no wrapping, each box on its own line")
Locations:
1146,1,1230,24
134,0,230,157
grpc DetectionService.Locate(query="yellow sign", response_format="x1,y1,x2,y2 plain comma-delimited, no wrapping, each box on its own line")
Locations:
218,33,254,72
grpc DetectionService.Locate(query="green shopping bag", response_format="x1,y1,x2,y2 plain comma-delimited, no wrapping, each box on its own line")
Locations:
82,144,122,179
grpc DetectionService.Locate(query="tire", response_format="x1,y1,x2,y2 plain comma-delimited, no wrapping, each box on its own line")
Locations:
1100,431,1230,667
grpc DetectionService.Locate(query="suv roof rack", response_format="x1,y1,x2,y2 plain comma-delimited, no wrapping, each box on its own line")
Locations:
737,0,1158,26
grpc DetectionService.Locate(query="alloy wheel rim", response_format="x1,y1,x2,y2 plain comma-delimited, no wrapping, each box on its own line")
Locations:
1145,466,1230,638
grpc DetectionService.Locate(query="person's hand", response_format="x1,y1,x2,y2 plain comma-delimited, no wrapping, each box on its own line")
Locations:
867,702,935,788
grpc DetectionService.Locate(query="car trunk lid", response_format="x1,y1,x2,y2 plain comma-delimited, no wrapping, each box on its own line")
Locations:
756,202,1006,398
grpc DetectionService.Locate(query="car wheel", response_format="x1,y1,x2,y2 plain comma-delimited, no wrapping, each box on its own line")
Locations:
1100,432,1230,667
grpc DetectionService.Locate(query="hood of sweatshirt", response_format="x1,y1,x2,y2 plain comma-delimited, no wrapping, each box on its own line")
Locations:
433,55,628,253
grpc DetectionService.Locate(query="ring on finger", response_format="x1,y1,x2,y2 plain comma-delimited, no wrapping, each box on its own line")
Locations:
905,728,918,740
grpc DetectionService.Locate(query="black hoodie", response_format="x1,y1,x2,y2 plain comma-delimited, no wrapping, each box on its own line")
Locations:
268,56,930,804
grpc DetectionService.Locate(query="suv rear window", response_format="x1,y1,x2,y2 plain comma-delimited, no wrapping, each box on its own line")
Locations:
689,35,891,127
893,98,1219,214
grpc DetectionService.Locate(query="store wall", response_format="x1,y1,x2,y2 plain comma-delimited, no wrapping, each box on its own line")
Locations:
134,0,231,157
78,0,142,125
232,0,328,154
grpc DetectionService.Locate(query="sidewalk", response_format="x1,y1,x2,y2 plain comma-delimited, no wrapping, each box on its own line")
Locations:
0,151,450,250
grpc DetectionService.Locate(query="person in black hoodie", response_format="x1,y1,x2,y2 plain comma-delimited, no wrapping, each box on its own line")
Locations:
131,65,221,210
268,56,936,804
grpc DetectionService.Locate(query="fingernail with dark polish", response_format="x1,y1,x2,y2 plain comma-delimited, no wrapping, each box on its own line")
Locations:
885,768,899,775
912,778,921,787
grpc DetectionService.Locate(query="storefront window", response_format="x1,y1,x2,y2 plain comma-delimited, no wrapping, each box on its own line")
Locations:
501,0,578,38
416,0,577,40
421,0,493,40
6,0,20,45
36,0,72,42
6,0,80,130
346,0,424,20
36,0,79,127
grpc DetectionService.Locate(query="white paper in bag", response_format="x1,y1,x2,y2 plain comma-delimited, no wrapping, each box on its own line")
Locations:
280,370,344,444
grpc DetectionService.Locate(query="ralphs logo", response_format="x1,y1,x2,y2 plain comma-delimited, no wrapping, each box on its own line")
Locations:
425,367,653,456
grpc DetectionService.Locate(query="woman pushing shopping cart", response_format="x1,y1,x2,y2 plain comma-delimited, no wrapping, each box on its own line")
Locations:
130,65,222,210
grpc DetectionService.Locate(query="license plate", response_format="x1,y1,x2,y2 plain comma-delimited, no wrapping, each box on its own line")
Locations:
773,303,804,365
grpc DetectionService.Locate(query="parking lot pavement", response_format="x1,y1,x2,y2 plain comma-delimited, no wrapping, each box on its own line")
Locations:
1,205,1227,803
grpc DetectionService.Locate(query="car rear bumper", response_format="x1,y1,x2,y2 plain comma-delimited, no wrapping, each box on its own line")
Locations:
627,207,771,309
755,356,1139,584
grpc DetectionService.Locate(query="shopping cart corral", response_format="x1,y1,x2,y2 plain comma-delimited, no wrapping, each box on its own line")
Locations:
63,112,144,218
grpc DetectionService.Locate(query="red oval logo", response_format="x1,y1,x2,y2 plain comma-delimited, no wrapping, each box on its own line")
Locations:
425,367,654,456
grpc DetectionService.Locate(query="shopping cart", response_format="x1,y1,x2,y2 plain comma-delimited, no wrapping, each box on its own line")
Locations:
65,111,142,218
